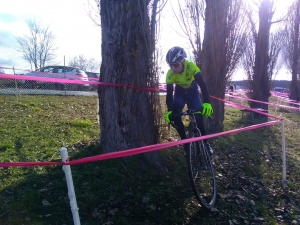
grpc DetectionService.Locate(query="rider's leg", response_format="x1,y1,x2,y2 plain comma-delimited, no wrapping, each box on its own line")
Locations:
172,103,186,140
172,95,189,153
187,86,213,154
195,114,213,154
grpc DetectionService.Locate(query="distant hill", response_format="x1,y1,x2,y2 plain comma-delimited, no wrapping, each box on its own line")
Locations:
233,80,291,90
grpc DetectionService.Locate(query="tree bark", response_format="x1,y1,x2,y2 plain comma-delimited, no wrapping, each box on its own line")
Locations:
202,0,230,132
290,0,300,101
99,0,165,171
250,0,274,110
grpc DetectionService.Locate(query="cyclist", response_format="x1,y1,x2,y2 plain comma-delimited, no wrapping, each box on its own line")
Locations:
229,82,235,95
164,46,214,154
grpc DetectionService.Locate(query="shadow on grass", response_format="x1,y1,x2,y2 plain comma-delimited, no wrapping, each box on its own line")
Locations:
0,140,213,225
204,115,300,224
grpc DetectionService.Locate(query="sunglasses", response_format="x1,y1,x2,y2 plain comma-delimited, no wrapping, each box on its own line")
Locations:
169,62,181,68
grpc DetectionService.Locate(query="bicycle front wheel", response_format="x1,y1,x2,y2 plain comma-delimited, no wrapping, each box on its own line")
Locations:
186,140,217,209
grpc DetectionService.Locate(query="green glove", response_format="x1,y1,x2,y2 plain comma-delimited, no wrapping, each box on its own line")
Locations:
202,103,213,117
165,111,173,123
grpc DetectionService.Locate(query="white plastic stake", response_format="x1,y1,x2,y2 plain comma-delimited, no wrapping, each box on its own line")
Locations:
281,120,288,189
60,147,81,225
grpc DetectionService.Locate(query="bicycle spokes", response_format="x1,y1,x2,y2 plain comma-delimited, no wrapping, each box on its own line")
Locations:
187,141,216,209
191,142,211,171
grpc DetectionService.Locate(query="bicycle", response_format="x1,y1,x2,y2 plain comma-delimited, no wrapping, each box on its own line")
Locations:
170,109,217,209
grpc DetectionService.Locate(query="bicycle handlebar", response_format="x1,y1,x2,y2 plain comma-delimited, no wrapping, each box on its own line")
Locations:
167,109,212,131
172,109,212,120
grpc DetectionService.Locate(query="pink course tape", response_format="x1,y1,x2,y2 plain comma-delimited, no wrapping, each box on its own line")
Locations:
212,96,282,120
272,95,300,107
68,120,280,165
0,120,280,168
224,93,300,111
0,73,155,91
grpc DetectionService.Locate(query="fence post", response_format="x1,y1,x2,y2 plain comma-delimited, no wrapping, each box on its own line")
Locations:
60,147,81,225
13,66,18,97
281,120,288,189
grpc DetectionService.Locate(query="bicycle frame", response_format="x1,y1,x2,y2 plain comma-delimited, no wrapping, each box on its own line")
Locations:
171,109,217,209
188,113,201,137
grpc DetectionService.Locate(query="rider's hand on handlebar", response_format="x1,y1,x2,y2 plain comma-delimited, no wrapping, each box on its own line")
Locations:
165,111,173,123
202,103,213,117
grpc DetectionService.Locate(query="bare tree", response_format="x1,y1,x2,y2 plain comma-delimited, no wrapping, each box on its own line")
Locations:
225,1,249,79
16,19,56,70
243,29,285,92
268,28,286,86
68,55,100,72
282,0,300,100
241,35,256,83
201,0,230,132
173,0,247,132
172,0,205,67
99,0,167,171
86,0,101,27
250,0,274,108
245,0,285,109
195,0,247,132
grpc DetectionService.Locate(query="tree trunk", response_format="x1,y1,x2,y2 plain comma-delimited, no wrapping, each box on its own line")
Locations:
202,0,230,132
250,0,273,110
99,0,165,171
290,0,300,101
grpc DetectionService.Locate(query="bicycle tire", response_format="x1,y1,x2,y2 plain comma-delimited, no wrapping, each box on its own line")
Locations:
186,139,217,209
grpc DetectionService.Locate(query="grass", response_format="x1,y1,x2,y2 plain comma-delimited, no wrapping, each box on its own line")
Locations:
0,94,300,224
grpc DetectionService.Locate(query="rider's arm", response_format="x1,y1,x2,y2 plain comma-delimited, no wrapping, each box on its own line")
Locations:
166,84,174,111
194,72,210,103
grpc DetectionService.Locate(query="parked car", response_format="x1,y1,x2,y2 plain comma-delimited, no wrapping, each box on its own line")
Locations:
85,72,100,91
23,66,90,90
86,72,100,80
273,87,290,93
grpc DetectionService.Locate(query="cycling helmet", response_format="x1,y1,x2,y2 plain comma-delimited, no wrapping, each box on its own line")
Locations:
166,46,187,64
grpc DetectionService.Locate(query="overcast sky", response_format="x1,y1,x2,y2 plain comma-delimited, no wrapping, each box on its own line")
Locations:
0,0,295,80
0,0,101,72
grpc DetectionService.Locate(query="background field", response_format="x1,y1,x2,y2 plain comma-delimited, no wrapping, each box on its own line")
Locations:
0,94,300,225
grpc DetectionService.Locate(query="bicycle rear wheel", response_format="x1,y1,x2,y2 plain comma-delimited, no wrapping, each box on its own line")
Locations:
186,140,217,209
